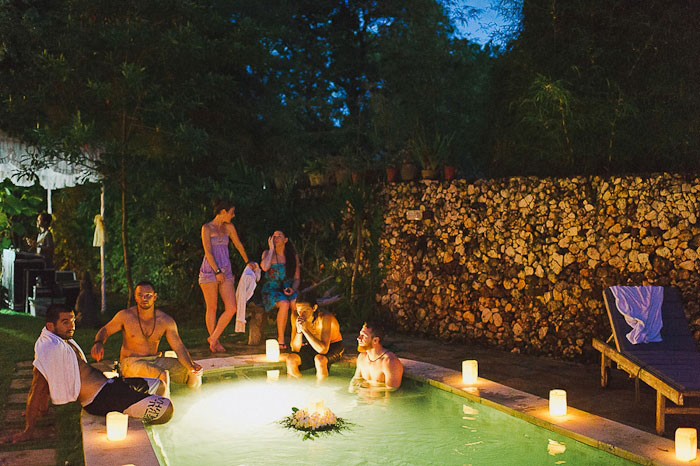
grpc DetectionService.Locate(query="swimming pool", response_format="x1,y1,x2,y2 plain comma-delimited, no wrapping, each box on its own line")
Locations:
145,366,634,465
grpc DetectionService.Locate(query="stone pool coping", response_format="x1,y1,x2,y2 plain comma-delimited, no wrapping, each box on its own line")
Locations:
82,354,696,466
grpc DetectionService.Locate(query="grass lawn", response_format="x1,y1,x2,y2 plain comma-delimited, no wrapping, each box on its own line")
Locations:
0,306,246,466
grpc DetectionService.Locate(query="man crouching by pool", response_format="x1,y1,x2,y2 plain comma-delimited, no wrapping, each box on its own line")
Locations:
286,302,344,379
349,320,403,392
1,304,172,444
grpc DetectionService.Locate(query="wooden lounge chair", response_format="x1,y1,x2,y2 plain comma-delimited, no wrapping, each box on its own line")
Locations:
592,286,700,434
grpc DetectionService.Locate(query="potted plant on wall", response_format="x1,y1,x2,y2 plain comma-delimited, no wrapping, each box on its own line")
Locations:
411,131,455,180
327,154,350,185
304,157,326,187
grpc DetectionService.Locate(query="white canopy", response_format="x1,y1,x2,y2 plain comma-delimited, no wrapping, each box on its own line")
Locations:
0,132,100,211
0,132,100,187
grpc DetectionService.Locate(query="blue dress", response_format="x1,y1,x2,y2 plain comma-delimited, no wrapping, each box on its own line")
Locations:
262,263,298,312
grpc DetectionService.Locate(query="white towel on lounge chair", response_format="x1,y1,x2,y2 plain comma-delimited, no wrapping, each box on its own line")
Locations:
235,263,261,332
610,286,664,344
33,327,86,404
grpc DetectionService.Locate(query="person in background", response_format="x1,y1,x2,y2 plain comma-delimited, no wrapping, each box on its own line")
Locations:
260,230,300,351
75,271,100,329
198,200,254,353
26,212,54,269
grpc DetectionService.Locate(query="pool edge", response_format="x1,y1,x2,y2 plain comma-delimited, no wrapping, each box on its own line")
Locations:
81,355,692,466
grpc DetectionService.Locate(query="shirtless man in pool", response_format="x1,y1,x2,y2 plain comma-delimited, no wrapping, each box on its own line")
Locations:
286,302,344,379
349,321,403,391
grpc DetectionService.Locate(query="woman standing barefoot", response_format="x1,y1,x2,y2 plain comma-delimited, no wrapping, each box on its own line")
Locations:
199,200,251,352
261,230,300,350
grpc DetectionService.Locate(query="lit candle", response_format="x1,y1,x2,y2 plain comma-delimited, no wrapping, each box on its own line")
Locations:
309,399,324,415
462,360,478,385
267,370,280,382
266,339,280,362
106,411,128,441
549,389,567,417
164,350,177,358
675,428,697,461
102,371,119,379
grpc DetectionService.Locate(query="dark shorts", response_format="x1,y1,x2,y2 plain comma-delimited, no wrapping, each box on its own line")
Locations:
83,377,170,423
295,341,345,372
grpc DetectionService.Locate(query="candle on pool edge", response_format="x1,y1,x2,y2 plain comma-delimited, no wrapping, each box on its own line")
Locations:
267,370,280,382
266,339,280,362
462,360,478,384
549,389,567,417
675,428,697,461
106,411,128,441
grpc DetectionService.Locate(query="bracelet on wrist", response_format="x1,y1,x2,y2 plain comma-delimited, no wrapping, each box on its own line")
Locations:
215,268,222,274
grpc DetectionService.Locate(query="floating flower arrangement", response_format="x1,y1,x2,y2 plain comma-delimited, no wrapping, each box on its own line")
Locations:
280,407,351,440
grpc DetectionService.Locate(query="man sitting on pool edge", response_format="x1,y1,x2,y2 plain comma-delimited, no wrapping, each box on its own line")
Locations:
91,280,202,389
349,320,403,391
1,303,172,444
286,301,344,379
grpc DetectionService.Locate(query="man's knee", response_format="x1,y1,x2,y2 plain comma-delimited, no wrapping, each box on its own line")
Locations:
314,354,328,366
286,353,301,367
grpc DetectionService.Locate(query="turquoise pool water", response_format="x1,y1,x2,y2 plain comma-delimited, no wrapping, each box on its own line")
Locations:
146,367,634,465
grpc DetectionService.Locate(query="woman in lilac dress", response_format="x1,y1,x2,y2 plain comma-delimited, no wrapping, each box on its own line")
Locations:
261,230,300,350
199,200,252,352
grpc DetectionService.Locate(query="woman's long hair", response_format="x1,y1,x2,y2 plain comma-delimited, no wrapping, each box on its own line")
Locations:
280,231,297,279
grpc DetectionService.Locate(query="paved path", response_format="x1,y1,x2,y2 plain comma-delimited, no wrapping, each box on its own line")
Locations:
0,361,57,466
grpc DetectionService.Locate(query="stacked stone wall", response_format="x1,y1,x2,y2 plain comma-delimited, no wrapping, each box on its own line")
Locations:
377,174,700,360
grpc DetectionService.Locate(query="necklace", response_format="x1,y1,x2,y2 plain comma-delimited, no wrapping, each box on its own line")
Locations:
137,308,156,339
367,351,387,363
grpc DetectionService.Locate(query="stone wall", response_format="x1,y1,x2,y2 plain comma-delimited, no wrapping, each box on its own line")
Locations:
377,174,700,360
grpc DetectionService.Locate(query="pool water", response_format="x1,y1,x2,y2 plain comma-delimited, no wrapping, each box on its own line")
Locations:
146,367,633,465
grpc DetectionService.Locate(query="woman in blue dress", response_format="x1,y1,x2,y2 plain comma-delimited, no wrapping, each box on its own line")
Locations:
261,230,300,350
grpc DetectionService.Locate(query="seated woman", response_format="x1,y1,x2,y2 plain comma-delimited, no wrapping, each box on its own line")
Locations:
260,230,300,350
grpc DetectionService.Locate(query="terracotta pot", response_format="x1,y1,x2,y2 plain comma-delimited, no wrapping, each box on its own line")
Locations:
421,169,438,180
444,165,456,181
400,163,416,181
308,172,324,187
386,166,398,182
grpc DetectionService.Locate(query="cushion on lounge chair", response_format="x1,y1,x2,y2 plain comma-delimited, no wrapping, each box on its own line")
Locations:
603,287,700,393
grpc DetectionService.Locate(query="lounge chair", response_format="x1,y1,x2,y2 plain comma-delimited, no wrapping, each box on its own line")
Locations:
592,286,700,434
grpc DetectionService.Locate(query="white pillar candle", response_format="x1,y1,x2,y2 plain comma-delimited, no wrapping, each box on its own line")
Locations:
462,360,478,384
549,389,567,417
164,350,177,358
266,339,280,362
267,370,280,382
106,411,128,441
102,371,119,379
309,399,324,415
675,428,697,461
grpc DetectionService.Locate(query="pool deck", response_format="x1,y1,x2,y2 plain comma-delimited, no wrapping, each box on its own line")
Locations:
79,334,700,466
